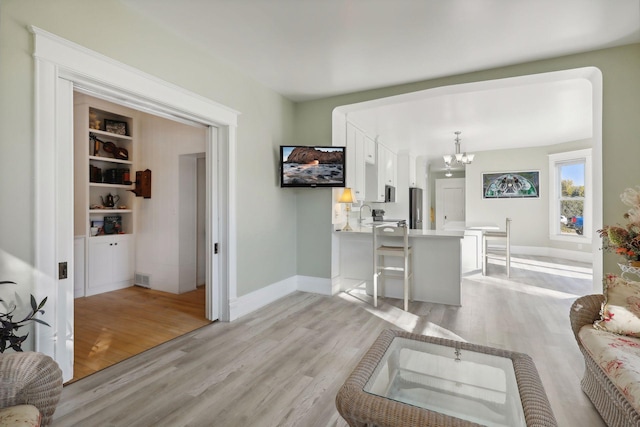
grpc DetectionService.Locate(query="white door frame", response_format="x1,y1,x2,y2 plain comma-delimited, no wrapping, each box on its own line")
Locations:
31,26,238,382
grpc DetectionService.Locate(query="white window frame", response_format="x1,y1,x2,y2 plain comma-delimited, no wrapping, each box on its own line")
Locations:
548,149,592,243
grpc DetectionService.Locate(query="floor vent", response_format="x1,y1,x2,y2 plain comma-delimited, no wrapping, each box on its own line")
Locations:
134,273,151,288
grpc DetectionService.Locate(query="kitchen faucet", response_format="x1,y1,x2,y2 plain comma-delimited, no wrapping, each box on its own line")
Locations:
359,204,372,223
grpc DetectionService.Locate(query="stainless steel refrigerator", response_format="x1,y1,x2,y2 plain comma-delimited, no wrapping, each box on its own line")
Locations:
409,187,423,229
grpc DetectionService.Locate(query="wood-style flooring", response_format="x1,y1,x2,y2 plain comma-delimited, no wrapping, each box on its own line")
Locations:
72,286,210,383
54,255,604,426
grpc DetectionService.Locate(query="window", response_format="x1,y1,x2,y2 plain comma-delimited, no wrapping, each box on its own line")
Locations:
549,149,592,242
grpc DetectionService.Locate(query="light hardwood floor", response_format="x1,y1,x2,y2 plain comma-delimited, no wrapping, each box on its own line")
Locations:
72,286,210,383
54,255,604,426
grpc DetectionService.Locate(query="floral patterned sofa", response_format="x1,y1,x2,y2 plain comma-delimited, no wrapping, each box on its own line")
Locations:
570,275,640,426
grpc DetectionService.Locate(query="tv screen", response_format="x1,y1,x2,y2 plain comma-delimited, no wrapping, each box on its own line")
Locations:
280,146,346,188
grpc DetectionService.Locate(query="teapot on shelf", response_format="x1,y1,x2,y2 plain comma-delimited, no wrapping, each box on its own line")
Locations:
100,193,120,208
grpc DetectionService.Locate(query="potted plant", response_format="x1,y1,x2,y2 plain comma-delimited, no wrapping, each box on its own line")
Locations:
598,186,640,268
0,281,49,353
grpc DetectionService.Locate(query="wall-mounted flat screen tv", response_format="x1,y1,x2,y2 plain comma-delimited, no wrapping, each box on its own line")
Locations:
280,146,346,188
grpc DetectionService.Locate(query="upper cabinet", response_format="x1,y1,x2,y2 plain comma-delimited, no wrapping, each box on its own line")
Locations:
346,122,366,201
409,154,417,188
366,142,397,202
346,120,398,202
364,135,376,165
380,143,397,188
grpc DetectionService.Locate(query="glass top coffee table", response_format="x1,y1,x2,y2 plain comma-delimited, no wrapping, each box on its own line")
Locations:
336,329,557,427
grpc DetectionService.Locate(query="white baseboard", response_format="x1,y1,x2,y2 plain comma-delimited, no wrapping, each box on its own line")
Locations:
84,280,132,297
229,276,297,321
295,275,333,295
487,244,593,263
229,275,334,321
509,245,593,263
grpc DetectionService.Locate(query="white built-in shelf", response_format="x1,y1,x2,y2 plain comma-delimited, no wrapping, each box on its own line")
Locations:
89,155,133,165
89,182,133,189
89,128,132,141
89,209,133,214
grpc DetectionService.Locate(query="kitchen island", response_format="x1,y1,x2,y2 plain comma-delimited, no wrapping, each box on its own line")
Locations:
333,223,464,306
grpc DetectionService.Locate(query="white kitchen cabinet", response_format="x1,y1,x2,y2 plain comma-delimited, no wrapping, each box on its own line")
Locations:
380,143,397,187
346,122,366,200
375,144,387,201
364,135,376,165
409,155,417,187
88,234,134,296
388,149,397,187
366,142,397,202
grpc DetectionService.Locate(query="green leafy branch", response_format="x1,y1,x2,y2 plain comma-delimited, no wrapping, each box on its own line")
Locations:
0,281,49,353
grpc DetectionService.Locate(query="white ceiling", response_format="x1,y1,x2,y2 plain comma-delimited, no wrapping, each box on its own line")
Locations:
341,68,595,165
123,0,639,101
121,0,640,166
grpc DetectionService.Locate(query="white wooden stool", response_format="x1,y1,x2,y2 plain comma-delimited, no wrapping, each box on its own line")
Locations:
373,222,413,311
482,217,512,277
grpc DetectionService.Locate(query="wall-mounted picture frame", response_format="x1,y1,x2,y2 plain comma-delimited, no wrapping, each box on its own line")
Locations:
482,171,540,199
104,119,128,136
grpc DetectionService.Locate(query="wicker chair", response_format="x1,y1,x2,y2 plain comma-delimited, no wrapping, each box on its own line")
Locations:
570,294,640,427
0,352,63,426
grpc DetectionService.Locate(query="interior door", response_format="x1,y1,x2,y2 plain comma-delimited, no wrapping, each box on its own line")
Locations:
435,178,465,230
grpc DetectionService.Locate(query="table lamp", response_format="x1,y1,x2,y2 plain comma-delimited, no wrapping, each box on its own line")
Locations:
339,188,355,231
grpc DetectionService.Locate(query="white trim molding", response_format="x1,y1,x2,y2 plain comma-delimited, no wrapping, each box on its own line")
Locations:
229,277,297,321
229,275,334,321
507,245,593,263
295,275,333,295
30,26,239,381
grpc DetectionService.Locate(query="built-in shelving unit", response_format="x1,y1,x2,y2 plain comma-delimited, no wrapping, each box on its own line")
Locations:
74,95,138,296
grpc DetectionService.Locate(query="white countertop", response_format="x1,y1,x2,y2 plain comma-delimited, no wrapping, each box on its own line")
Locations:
334,222,463,238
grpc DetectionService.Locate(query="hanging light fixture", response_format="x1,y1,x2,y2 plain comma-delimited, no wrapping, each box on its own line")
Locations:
443,131,474,168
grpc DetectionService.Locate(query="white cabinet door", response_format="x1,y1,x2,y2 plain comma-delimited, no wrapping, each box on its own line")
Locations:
88,234,134,294
346,123,356,193
379,144,397,188
375,144,386,201
346,122,366,200
89,238,113,289
409,155,417,188
111,236,134,283
387,150,397,187
364,136,376,165
354,129,366,200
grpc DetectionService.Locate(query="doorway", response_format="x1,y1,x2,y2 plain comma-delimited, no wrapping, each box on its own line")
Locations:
71,92,211,381
435,178,465,230
32,27,238,382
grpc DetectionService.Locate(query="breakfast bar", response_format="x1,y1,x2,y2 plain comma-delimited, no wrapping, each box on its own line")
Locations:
334,222,464,306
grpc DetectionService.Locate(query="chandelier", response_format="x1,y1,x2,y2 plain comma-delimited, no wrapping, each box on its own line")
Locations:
443,131,474,168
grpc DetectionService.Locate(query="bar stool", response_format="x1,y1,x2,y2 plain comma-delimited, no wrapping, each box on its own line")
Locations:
373,221,413,311
482,217,512,277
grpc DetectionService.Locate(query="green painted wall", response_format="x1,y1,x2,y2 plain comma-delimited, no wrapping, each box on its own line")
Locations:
294,43,640,277
0,0,298,315
1,0,639,328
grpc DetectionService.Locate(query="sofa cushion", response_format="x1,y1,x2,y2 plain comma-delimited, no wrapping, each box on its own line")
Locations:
594,274,640,337
579,325,640,413
0,404,41,426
